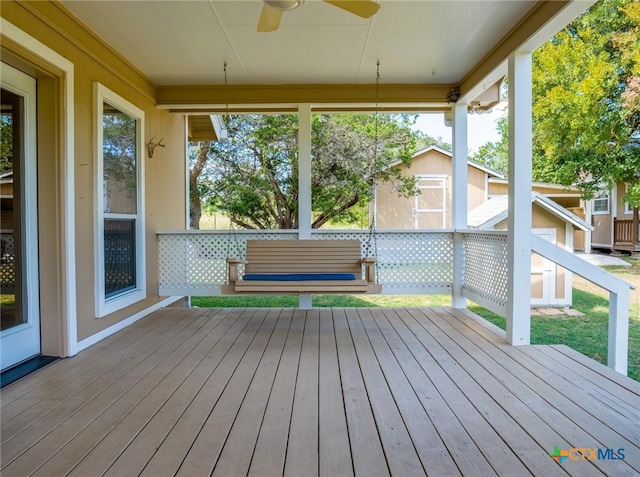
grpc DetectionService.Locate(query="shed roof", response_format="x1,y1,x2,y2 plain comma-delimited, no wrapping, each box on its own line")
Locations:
468,192,593,231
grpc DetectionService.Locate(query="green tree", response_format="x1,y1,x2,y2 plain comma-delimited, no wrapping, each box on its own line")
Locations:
190,113,417,229
470,116,509,175
414,130,451,152
532,0,640,203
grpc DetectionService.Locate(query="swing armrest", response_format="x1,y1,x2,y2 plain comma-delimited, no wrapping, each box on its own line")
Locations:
359,258,377,284
226,258,248,284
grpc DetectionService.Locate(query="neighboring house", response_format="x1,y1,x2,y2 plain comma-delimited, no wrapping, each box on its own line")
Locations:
468,193,593,306
376,146,593,306
376,145,504,229
590,182,640,253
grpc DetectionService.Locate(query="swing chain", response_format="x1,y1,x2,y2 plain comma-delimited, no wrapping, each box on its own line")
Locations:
367,60,380,283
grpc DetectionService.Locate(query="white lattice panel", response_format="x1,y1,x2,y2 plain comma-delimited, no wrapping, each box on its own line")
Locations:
462,232,508,311
313,231,454,290
158,229,454,295
0,232,15,289
158,231,297,294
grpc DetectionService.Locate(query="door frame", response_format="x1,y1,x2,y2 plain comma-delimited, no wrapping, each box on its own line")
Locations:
1,18,77,358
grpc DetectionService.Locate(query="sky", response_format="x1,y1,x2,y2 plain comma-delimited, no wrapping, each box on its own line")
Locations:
412,104,507,154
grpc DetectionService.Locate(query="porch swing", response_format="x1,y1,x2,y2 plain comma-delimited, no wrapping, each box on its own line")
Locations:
221,62,383,295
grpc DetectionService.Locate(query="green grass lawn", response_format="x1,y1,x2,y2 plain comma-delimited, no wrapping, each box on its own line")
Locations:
192,256,640,381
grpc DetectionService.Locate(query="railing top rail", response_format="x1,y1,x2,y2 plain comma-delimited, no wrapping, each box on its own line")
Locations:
531,233,635,292
156,228,455,235
156,229,298,235
456,228,508,236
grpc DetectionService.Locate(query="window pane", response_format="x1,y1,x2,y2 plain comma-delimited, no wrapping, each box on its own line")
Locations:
103,102,137,214
593,196,608,213
104,218,136,298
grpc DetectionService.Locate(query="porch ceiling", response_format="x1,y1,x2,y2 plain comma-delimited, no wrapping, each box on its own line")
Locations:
60,0,592,110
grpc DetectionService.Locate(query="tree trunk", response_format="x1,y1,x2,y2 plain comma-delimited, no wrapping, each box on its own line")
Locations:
189,141,211,229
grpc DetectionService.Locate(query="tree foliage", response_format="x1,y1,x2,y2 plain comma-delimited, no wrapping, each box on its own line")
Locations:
102,111,137,212
470,116,509,175
190,113,418,229
532,0,640,203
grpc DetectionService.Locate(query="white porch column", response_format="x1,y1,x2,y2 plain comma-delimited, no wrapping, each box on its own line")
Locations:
451,102,468,308
506,51,532,345
298,104,312,308
298,104,312,239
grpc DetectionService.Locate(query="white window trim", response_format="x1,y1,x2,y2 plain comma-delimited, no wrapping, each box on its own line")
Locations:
592,190,610,215
624,183,633,215
94,83,146,317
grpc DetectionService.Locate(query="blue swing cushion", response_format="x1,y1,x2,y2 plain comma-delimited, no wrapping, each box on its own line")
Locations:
242,273,357,281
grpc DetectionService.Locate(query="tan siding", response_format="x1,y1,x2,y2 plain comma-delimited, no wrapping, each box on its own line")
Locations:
592,214,613,246
2,1,187,341
488,182,507,196
617,182,632,218
467,167,486,210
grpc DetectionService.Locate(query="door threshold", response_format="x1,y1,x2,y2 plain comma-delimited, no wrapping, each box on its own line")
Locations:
1,355,59,388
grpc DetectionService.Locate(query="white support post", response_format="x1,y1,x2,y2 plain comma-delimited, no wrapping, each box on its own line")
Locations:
506,51,532,345
451,102,468,309
298,104,312,239
608,287,629,375
298,104,312,308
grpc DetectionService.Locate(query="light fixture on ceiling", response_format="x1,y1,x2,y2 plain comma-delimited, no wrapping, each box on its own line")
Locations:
264,0,304,11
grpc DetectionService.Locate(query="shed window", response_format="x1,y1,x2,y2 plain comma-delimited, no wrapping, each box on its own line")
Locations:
592,191,609,215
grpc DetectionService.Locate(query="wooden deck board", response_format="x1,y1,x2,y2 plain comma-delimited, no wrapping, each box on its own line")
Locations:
283,309,319,477
442,308,640,475
2,306,639,477
1,309,210,474
318,308,353,477
332,308,389,477
0,308,182,409
425,308,603,476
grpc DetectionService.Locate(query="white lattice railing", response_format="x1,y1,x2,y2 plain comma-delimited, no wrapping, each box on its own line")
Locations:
1,231,15,294
459,230,509,316
157,229,454,296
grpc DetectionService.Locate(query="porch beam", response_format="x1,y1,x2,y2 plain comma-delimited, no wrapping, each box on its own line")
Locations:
156,84,452,112
506,51,532,345
451,102,468,309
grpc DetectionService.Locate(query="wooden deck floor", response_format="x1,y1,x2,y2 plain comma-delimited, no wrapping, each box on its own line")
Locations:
1,307,639,476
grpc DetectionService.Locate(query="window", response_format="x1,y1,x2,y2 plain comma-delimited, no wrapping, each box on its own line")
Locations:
592,190,609,215
94,83,145,317
624,183,633,215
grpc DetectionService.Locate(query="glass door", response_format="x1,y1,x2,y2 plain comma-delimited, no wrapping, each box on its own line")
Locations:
1,63,40,371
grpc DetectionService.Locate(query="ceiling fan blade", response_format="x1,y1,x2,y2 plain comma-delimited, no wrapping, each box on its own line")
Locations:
257,4,283,32
322,0,380,19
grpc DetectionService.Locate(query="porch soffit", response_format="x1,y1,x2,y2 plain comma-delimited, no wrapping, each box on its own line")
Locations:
56,1,594,111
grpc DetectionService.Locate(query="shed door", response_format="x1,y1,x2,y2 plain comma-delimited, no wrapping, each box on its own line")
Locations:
531,229,556,306
413,175,447,229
